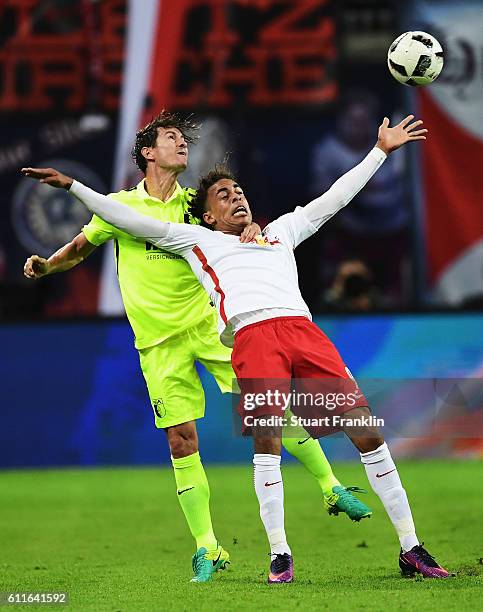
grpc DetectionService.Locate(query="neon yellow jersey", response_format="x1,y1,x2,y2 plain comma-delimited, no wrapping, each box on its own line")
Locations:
82,180,214,350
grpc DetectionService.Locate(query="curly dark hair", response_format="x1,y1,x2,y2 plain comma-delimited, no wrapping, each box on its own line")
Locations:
131,110,200,173
189,164,236,228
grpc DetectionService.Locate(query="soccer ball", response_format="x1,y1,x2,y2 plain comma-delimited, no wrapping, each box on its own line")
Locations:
387,31,444,86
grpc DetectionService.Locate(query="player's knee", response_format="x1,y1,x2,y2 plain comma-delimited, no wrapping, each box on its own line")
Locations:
342,405,384,453
357,435,385,453
166,425,199,458
169,435,198,458
253,435,281,455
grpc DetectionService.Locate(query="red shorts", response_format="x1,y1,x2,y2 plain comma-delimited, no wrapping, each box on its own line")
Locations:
231,316,368,436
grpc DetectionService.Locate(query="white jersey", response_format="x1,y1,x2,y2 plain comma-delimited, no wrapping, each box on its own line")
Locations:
157,207,316,345
70,147,386,346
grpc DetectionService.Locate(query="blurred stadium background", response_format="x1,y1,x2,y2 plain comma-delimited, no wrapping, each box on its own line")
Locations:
0,0,482,469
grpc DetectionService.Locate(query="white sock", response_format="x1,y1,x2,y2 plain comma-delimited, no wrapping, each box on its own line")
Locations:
360,442,419,552
253,453,291,557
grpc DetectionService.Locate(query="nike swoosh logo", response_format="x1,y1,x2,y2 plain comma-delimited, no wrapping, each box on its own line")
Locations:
297,437,311,445
376,469,396,478
177,486,194,495
212,550,222,566
265,481,282,487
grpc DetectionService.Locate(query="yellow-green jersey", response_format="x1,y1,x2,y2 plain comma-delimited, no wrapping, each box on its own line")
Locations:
82,179,214,350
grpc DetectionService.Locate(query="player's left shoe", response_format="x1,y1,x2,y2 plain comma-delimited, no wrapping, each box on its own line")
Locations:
268,553,294,584
324,486,372,521
190,545,230,583
399,544,450,578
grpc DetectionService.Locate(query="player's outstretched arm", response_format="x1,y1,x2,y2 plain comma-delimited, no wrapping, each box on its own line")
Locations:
24,233,96,279
21,166,171,243
303,114,427,230
21,166,98,279
71,181,173,242
21,167,201,254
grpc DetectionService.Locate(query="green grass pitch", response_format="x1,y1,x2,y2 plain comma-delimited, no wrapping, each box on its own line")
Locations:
1,460,482,611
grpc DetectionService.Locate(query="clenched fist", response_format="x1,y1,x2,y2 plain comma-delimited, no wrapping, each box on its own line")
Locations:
24,254,50,279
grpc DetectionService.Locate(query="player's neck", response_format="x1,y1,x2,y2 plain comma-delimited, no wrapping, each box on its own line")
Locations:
144,167,179,202
219,228,243,237
216,223,246,237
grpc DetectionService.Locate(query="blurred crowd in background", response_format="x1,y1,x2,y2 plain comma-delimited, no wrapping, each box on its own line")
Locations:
0,0,482,319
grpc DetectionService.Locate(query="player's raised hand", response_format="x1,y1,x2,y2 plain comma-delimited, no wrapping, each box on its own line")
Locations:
21,167,73,190
24,254,49,279
376,115,428,155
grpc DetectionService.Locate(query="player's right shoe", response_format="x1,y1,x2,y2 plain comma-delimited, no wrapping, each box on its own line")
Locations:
399,544,450,578
190,545,230,583
268,553,294,584
324,485,372,521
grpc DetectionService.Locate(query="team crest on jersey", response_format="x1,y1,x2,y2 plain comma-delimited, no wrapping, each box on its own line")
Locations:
252,235,281,247
152,398,167,419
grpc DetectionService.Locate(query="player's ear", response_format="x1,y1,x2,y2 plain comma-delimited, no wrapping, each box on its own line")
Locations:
203,210,216,227
141,146,155,163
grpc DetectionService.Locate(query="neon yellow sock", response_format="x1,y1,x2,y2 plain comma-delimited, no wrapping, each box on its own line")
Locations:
171,451,217,552
282,427,340,496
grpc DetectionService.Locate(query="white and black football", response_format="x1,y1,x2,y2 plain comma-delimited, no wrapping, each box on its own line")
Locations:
387,31,444,86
